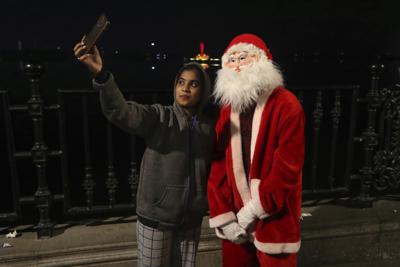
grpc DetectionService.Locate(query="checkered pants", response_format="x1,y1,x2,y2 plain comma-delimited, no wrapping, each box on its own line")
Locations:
136,220,201,267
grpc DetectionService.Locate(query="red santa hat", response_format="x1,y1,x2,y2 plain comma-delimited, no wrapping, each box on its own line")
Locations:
222,33,273,63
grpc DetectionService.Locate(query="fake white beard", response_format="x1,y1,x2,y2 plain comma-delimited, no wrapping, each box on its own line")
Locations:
213,57,283,113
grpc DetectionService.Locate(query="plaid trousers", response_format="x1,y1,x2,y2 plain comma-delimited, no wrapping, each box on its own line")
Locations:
136,220,201,267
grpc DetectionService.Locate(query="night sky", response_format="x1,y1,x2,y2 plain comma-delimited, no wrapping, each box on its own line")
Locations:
1,0,400,91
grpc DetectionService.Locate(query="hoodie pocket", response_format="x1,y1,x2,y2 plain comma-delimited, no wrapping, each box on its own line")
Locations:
152,185,188,224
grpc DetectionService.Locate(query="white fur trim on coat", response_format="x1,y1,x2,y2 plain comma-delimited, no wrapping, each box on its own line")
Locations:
230,111,252,205
254,239,301,254
229,88,274,207
250,90,271,162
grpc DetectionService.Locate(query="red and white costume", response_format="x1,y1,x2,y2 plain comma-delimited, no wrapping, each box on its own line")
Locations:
208,33,305,267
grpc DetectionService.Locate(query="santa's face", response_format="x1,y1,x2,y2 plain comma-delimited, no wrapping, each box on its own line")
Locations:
213,48,283,113
224,51,259,72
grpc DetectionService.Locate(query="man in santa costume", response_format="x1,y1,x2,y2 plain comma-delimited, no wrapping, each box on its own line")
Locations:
208,33,305,267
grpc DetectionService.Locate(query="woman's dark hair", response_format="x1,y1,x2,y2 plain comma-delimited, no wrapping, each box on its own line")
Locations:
175,63,204,88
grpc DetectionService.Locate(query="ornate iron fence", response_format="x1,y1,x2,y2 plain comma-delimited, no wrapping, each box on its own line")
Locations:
0,61,399,238
292,85,360,197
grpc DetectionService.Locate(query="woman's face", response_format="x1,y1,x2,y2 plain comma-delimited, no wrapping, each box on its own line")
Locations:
175,69,202,112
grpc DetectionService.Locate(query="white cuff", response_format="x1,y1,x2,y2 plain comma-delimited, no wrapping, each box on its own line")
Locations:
209,211,237,228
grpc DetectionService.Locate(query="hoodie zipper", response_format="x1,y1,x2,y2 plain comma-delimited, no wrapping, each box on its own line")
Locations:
183,115,200,224
180,117,193,225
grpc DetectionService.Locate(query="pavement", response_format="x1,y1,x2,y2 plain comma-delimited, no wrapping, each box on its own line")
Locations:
0,198,399,267
0,216,220,267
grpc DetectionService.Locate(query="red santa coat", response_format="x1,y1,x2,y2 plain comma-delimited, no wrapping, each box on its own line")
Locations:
208,86,305,254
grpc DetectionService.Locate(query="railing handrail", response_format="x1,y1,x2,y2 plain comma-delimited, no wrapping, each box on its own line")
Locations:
291,85,360,91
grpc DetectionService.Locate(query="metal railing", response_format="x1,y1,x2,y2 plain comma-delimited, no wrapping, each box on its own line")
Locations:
0,62,399,238
292,85,360,197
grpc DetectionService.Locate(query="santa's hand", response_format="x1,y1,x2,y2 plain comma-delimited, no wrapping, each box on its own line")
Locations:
237,200,258,230
217,222,248,244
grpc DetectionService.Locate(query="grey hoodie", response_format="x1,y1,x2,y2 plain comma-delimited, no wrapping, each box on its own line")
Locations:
93,63,215,229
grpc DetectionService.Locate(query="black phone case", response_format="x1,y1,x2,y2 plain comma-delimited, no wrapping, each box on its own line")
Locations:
83,14,110,54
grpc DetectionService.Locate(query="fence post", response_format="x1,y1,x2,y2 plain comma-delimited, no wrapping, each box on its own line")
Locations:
356,64,384,208
23,61,54,238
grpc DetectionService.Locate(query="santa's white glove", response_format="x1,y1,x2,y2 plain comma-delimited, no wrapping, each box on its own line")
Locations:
216,222,248,244
237,200,258,230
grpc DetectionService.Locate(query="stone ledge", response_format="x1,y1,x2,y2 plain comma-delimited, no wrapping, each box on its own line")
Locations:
0,199,399,267
321,259,400,267
299,199,400,267
0,217,221,267
0,239,222,267
1,242,136,267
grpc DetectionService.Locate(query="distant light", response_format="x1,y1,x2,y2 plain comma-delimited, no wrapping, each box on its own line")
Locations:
56,46,61,50
151,42,155,46
151,66,156,70
114,50,119,54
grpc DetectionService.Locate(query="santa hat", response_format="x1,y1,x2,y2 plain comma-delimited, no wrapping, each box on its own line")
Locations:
222,33,273,64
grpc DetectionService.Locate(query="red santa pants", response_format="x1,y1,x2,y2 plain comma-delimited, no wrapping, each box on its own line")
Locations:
222,240,297,267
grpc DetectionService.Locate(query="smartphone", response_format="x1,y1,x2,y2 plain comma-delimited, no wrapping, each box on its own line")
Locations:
82,14,110,54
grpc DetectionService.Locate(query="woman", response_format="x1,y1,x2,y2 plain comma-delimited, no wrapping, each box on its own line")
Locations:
73,41,215,267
